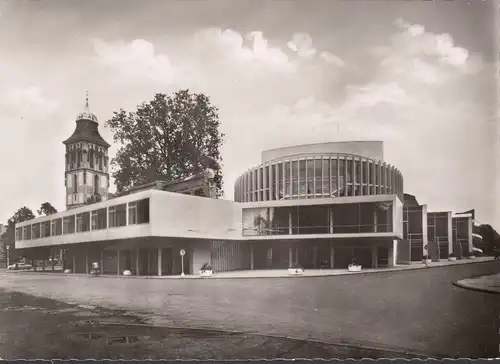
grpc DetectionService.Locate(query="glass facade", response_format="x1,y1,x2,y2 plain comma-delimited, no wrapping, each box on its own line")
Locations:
234,154,403,202
427,212,451,259
452,216,471,258
402,206,424,261
16,198,150,241
242,202,394,237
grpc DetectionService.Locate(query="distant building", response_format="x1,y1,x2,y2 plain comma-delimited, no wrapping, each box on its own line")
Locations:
0,223,7,267
12,100,481,275
63,93,111,209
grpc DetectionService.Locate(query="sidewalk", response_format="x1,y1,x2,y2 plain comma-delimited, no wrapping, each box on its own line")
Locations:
454,272,500,294
5,256,495,279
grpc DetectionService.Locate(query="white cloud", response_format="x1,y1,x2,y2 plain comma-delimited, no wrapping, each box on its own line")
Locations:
287,32,317,59
320,51,345,67
92,38,175,85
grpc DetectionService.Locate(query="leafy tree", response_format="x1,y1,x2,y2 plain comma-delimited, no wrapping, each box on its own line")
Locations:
84,193,102,205
37,202,58,216
478,224,500,253
1,206,35,262
105,90,224,196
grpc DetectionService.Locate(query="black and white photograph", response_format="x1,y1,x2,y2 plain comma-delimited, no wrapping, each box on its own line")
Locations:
0,0,499,360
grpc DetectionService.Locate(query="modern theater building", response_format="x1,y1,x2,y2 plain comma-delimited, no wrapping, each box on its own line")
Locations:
14,102,475,276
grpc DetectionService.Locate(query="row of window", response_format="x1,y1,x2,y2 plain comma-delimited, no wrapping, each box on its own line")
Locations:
234,155,403,202
66,148,107,171
16,198,150,241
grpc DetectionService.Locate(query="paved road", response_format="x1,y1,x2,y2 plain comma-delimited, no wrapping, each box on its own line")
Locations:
0,289,411,359
1,261,499,358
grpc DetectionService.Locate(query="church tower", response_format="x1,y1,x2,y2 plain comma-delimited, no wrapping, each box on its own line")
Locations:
63,93,111,209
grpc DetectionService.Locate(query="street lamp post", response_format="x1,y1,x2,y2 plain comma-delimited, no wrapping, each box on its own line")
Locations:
180,249,186,277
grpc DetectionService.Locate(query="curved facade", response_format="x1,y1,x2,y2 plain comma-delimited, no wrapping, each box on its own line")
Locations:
234,142,403,202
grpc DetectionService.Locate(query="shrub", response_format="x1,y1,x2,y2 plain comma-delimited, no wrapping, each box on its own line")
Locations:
200,262,212,271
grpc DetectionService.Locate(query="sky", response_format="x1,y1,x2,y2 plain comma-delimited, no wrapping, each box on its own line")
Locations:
0,0,497,225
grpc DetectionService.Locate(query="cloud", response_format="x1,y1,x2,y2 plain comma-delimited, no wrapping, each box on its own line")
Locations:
320,51,345,67
287,32,317,59
92,38,175,85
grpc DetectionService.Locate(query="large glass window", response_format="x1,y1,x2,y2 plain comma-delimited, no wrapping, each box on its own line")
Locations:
322,158,330,195
63,215,75,234
331,158,338,196
109,204,127,228
76,212,90,232
32,223,40,239
23,226,31,240
128,202,137,225
264,165,269,200
298,160,307,196
91,208,107,230
277,163,283,199
137,198,150,224
284,161,291,197
306,159,314,195
51,218,62,236
15,227,22,241
314,159,322,195
338,159,345,196
41,221,50,238
292,161,299,196
270,164,276,200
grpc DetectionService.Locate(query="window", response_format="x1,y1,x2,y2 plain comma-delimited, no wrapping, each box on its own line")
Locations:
32,223,40,239
91,208,107,230
76,212,90,232
134,198,149,224
109,204,126,228
94,175,99,195
52,218,62,236
73,175,78,192
83,171,87,185
292,161,298,196
23,226,31,240
322,158,330,195
15,228,22,241
128,202,137,225
99,155,103,170
63,215,75,234
89,149,94,168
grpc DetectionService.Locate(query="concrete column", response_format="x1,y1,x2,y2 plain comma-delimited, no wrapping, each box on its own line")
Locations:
73,255,76,273
447,212,453,255
329,243,334,269
329,207,334,234
147,249,151,275
158,247,162,276
117,250,120,275
313,246,318,268
422,205,428,257
250,244,254,270
312,157,316,195
100,251,104,274
372,245,378,268
295,247,299,265
288,246,293,268
125,202,129,226
85,249,89,274
373,207,378,233
288,210,292,235
467,216,473,254
136,247,140,276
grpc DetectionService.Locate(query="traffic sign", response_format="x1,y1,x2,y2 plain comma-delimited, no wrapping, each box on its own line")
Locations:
180,249,186,256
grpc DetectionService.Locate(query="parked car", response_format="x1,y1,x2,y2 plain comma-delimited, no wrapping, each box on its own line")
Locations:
7,262,33,270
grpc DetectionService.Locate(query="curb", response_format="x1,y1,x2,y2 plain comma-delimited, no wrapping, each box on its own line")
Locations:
2,258,495,280
452,280,500,295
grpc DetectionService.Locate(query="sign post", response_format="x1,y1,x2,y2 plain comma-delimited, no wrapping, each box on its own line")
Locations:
180,249,185,277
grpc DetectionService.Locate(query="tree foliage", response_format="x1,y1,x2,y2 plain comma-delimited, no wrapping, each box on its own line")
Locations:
84,193,102,205
1,206,35,261
37,202,58,216
478,224,500,253
105,90,224,195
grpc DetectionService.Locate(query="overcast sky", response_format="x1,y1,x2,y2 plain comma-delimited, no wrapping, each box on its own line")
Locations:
0,0,497,225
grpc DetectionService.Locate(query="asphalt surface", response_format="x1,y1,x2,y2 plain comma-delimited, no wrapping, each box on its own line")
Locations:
1,261,499,358
0,289,412,359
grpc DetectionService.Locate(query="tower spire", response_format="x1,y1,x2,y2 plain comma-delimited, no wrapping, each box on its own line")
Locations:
85,90,89,110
